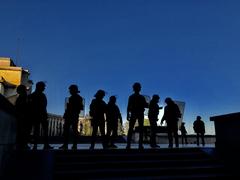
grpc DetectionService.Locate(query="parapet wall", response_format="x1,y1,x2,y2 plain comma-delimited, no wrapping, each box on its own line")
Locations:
0,94,16,176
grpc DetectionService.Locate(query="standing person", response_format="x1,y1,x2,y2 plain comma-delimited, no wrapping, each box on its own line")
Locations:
15,84,31,150
29,81,53,150
89,90,107,150
161,97,181,148
180,122,188,145
126,82,148,150
193,116,205,146
59,85,83,150
106,96,123,148
148,94,161,148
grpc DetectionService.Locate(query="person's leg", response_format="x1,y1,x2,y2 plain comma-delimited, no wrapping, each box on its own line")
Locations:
196,133,200,146
111,123,118,147
72,119,79,149
99,121,107,149
138,115,144,149
173,123,179,148
201,133,205,146
23,118,32,149
32,121,40,149
184,134,188,144
149,119,154,146
62,120,70,147
167,125,173,148
126,118,136,149
42,119,53,149
90,121,98,149
106,122,112,147
150,120,158,147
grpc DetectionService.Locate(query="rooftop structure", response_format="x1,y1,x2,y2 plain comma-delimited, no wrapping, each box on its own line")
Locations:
0,57,32,104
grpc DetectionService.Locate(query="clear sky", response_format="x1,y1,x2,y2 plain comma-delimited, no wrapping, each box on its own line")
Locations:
1,0,240,134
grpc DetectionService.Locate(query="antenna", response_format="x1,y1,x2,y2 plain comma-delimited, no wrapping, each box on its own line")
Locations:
16,37,21,65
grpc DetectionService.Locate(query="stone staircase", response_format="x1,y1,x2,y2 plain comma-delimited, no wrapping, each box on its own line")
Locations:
53,148,235,180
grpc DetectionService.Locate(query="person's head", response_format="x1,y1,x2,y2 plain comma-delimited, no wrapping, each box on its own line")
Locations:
69,84,80,95
109,96,116,104
197,116,201,120
152,94,160,103
133,82,141,93
165,97,173,105
16,84,27,95
36,81,46,92
94,89,105,99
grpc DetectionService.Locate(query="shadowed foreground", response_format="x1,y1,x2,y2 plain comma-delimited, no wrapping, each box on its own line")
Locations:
3,147,239,180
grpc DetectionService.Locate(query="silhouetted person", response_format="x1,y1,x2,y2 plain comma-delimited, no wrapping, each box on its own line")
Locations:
148,94,162,148
126,82,148,150
15,85,31,150
59,85,83,150
29,81,53,150
106,96,123,148
193,116,205,146
161,97,181,148
89,90,107,150
180,122,188,145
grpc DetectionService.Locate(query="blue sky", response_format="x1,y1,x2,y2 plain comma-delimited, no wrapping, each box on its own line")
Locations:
1,0,240,134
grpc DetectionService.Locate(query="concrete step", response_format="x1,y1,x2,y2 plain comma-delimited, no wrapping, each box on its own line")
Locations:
53,148,232,179
54,165,229,179
55,159,221,171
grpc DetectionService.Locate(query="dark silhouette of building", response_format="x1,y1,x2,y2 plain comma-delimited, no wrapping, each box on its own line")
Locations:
59,84,83,150
193,116,205,146
106,96,122,148
126,82,148,149
161,97,181,148
89,89,107,149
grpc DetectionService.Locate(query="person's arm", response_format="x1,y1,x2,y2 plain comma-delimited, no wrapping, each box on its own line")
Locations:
193,121,196,133
203,121,206,134
144,97,149,108
160,117,165,126
127,96,131,121
117,107,123,125
79,96,84,111
160,107,166,125
119,115,123,125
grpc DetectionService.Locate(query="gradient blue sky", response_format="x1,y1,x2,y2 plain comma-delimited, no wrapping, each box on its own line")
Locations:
1,0,240,134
